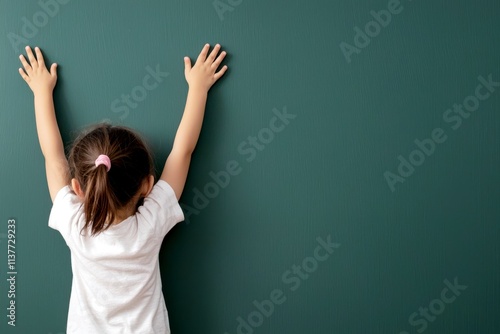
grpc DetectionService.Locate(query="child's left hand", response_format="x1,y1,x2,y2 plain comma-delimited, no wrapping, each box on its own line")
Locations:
19,46,58,95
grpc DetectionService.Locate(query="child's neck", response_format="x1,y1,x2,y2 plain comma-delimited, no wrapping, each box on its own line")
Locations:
112,199,139,225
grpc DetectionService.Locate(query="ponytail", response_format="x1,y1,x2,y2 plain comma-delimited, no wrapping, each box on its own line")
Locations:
82,163,117,236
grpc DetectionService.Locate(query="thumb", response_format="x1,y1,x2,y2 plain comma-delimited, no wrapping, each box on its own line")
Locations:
184,57,191,75
50,63,58,77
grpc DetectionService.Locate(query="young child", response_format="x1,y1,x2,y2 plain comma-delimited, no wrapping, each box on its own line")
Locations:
18,44,227,333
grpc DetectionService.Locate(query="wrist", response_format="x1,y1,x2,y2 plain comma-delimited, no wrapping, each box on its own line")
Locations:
187,85,209,96
33,87,54,98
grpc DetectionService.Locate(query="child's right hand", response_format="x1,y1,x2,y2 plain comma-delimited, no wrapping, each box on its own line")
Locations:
184,44,228,92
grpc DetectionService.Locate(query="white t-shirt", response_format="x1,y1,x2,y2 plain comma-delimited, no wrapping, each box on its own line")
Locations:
48,180,184,334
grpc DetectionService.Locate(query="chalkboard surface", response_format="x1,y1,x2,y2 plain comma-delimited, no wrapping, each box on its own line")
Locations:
1,1,499,333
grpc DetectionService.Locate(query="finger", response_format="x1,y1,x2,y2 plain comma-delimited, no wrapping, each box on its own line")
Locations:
34,47,45,68
19,54,32,73
196,44,210,63
211,50,227,69
184,57,192,75
207,44,221,63
25,46,38,70
50,63,58,77
18,68,30,83
213,65,228,81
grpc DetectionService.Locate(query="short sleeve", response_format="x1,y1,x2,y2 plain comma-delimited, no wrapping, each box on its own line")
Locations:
137,180,185,237
48,185,85,246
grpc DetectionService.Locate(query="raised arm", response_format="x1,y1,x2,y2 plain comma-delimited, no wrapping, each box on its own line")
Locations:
160,43,228,200
19,46,69,202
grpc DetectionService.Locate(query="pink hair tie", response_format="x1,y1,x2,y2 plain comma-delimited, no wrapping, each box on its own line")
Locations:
95,154,111,172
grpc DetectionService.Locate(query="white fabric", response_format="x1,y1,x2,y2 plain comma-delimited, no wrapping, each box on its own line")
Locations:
48,180,184,334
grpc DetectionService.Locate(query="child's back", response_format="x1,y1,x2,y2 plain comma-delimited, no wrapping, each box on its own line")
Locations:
50,176,183,333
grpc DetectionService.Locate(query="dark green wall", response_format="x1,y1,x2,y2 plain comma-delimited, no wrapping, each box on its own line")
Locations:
1,1,499,333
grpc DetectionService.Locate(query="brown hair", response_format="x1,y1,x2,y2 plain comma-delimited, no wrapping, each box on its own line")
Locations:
68,123,154,236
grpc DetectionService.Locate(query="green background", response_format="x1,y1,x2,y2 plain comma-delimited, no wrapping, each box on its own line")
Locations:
1,0,499,333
